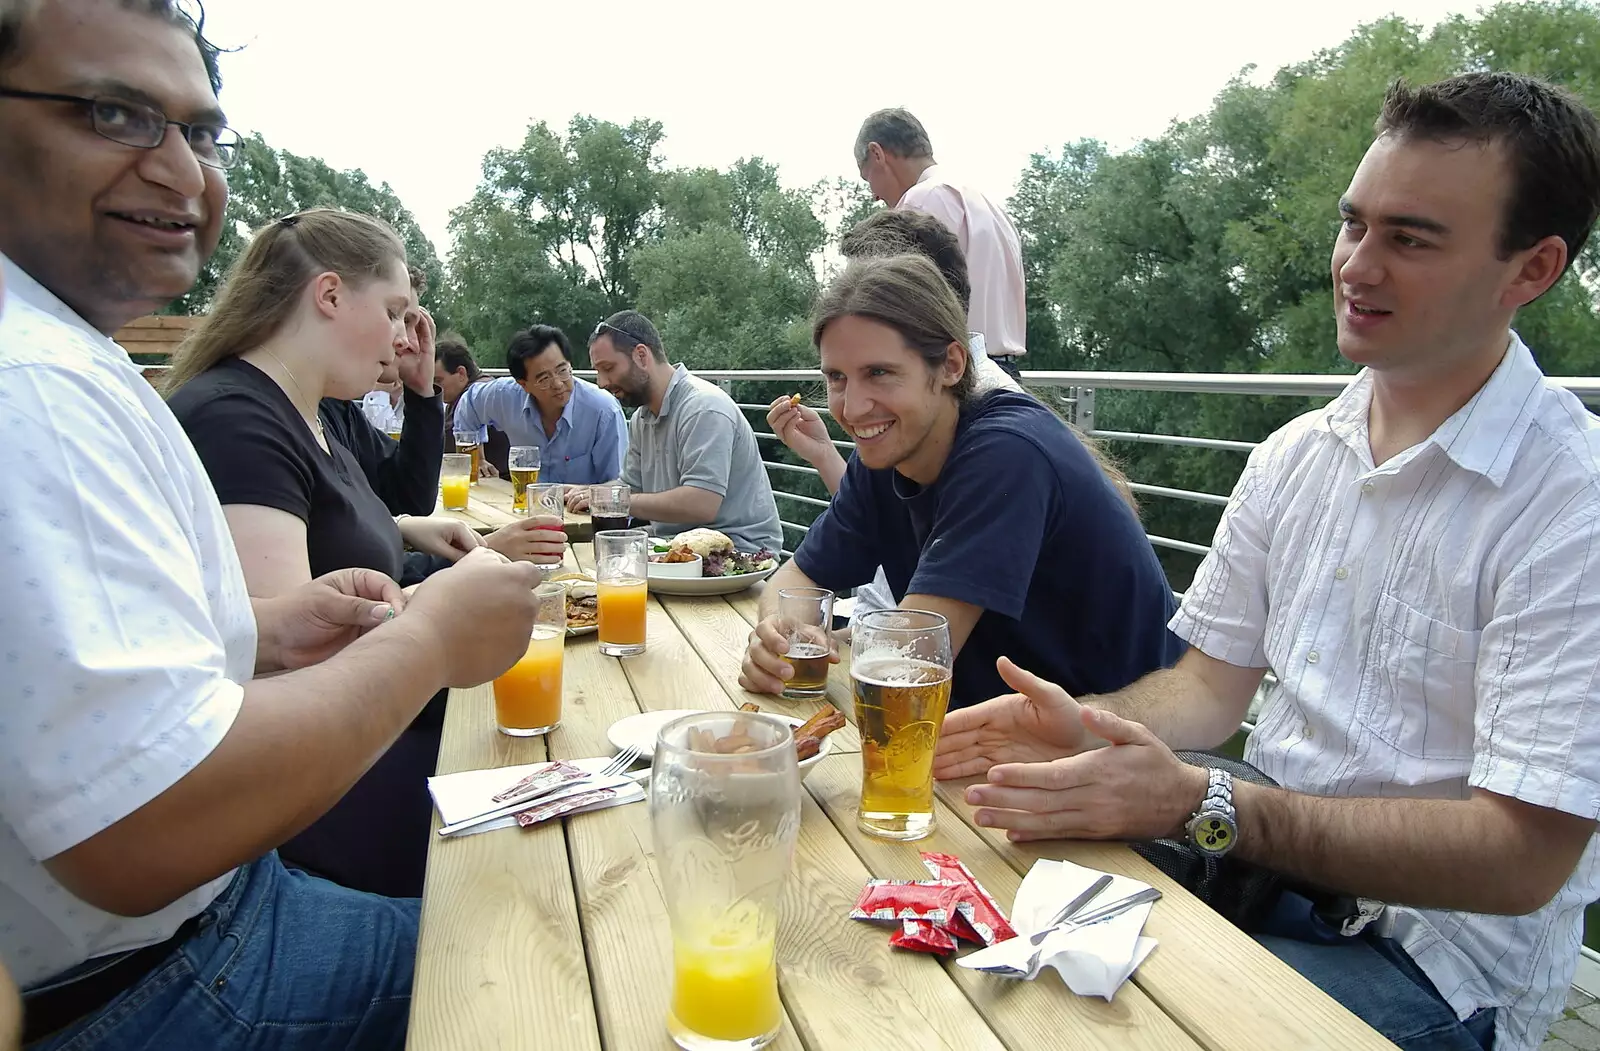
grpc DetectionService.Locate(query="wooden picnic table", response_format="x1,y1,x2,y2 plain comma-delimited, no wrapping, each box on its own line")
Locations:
433,476,593,541
409,544,1398,1051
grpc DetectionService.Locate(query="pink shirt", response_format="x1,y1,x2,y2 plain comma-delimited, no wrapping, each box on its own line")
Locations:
896,164,1028,358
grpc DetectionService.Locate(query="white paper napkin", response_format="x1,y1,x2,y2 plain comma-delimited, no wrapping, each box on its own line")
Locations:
428,756,645,836
956,859,1157,999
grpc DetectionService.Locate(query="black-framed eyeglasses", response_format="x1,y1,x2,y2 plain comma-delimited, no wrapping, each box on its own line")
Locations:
0,87,242,170
590,320,646,349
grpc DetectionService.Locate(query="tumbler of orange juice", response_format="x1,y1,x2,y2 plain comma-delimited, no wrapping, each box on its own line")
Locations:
492,582,566,736
651,713,799,1051
595,529,649,657
440,453,471,510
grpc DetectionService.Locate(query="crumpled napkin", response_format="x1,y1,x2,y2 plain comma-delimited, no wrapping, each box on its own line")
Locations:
956,859,1157,999
427,756,643,836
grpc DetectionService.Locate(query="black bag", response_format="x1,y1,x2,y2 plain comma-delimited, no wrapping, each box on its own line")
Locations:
1129,750,1286,931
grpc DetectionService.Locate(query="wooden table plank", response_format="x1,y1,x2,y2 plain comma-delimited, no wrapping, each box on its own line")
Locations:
804,755,1200,1051
408,684,602,1051
931,779,1397,1051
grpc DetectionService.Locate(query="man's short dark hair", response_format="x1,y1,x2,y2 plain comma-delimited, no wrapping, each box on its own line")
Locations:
841,209,971,313
854,108,934,168
506,324,573,381
589,310,664,362
1377,72,1600,278
435,333,479,381
0,0,224,93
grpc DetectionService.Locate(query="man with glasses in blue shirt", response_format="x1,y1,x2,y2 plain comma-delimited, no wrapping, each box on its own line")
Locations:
452,324,627,487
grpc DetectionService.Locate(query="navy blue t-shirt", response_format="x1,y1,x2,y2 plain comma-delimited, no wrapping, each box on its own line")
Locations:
794,391,1184,709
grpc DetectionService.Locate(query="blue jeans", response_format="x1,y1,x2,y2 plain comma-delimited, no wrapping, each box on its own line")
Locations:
27,853,418,1051
1254,893,1495,1051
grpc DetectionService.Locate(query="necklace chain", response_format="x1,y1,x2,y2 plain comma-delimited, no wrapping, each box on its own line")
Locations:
258,347,325,440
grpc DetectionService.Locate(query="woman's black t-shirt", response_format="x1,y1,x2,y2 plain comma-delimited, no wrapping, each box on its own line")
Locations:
169,356,403,581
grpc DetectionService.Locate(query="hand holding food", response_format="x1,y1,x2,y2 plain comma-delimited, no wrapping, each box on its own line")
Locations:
766,394,835,469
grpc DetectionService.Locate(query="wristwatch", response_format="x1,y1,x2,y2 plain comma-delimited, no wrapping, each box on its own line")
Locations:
1185,768,1239,857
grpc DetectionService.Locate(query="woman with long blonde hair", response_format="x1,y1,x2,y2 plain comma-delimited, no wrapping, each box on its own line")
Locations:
167,209,562,897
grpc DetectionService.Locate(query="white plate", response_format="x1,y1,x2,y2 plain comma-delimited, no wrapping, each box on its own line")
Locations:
566,623,598,637
606,708,831,779
645,565,777,596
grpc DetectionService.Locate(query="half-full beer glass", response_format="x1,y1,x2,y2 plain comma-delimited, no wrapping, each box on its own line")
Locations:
777,587,833,699
851,609,953,841
651,712,800,1051
509,446,541,514
595,528,648,657
454,429,482,484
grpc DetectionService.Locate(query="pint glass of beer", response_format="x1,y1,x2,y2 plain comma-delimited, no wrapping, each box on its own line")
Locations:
851,609,953,841
777,587,833,699
595,528,649,657
589,483,632,535
440,453,472,510
651,712,799,1051
509,446,542,515
492,582,566,736
454,430,482,484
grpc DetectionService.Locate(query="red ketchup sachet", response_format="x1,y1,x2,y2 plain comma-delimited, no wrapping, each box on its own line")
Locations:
850,853,1017,956
919,852,1017,946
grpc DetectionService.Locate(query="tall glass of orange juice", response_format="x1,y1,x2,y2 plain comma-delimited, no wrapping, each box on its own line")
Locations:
595,528,648,657
440,453,471,510
651,713,800,1051
492,583,566,736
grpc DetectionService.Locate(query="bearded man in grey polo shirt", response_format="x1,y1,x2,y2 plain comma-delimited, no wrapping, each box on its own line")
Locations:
573,311,783,554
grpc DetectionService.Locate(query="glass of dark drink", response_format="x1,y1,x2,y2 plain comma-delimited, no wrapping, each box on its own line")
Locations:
777,587,834,699
590,483,631,536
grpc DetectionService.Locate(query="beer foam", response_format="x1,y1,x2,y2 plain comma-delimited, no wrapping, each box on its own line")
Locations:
851,656,950,688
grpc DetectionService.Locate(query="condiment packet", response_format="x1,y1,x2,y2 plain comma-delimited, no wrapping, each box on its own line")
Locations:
513,786,625,827
920,852,1017,946
889,919,958,955
493,760,589,802
850,880,966,924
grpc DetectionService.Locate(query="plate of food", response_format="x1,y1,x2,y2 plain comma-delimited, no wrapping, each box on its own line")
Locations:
605,702,845,781
547,570,599,635
645,529,779,596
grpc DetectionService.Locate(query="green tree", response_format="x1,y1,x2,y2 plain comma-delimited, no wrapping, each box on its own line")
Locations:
166,132,442,316
443,116,666,361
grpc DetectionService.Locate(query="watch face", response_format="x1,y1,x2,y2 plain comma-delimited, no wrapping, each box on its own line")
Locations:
1194,816,1234,854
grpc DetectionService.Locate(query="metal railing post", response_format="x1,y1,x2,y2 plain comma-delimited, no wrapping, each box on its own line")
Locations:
1073,386,1096,432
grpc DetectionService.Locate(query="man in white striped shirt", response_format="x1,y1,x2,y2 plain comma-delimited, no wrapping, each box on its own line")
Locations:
936,72,1600,1051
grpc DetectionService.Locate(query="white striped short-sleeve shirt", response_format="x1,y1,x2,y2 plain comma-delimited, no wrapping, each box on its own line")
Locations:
1172,333,1600,1051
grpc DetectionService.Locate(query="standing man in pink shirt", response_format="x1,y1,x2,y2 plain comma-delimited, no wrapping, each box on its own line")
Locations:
855,107,1028,377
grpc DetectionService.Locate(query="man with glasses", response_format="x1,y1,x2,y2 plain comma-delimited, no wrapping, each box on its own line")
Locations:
0,2,541,1048
574,311,783,555
452,323,627,486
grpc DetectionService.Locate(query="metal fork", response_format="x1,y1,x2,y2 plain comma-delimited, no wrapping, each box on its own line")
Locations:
438,744,644,837
974,886,1163,979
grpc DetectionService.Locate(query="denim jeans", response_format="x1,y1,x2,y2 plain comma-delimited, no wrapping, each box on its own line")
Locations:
27,853,418,1051
1254,892,1495,1051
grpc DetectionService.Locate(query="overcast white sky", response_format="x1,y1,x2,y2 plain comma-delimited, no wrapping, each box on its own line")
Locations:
200,0,1482,255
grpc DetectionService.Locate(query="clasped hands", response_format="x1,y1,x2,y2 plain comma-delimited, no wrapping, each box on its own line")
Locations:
933,657,1207,843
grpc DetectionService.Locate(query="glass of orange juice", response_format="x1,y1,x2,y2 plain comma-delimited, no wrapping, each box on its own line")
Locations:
492,582,566,736
595,528,648,658
440,453,472,510
651,712,800,1051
